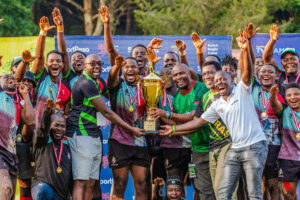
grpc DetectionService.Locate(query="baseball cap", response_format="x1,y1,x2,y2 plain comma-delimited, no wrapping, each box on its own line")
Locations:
11,56,22,67
280,48,299,59
23,71,36,88
166,175,182,187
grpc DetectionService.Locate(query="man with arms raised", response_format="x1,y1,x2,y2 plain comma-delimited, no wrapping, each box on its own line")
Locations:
66,54,144,200
161,36,267,200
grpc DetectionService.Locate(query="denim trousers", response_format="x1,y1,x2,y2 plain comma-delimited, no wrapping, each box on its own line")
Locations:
218,140,268,200
31,182,59,200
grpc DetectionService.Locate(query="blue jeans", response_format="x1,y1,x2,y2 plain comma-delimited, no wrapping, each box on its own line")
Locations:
31,182,59,200
218,140,268,200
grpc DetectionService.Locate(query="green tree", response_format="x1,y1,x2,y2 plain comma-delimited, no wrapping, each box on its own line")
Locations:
0,0,39,36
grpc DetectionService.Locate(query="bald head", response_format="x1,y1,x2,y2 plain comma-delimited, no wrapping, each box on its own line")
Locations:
215,71,232,81
84,54,103,79
172,63,193,90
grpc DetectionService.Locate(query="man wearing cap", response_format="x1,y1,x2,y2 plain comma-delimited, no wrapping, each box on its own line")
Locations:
263,25,300,97
153,175,186,200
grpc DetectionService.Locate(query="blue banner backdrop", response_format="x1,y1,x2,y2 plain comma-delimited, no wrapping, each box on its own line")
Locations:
251,33,300,69
55,35,232,199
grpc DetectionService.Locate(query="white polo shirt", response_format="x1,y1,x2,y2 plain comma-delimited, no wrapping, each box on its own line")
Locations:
201,81,266,149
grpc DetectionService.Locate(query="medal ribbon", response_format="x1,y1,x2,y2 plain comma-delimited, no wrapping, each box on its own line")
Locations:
52,140,63,167
285,74,300,84
161,90,173,112
125,83,138,105
55,78,62,102
260,87,270,112
5,89,21,125
290,107,300,132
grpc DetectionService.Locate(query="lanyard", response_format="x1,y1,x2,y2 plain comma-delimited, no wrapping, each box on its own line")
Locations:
285,74,300,84
260,87,270,112
52,140,63,167
290,107,300,132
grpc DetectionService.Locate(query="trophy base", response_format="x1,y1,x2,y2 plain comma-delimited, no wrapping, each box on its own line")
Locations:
143,119,158,134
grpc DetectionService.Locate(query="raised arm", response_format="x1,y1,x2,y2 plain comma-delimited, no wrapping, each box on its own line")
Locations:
107,55,126,88
99,6,119,66
33,17,55,76
52,7,69,77
269,85,283,114
191,32,206,71
19,84,35,126
263,25,278,66
175,40,188,66
15,50,35,82
237,36,253,86
244,23,260,65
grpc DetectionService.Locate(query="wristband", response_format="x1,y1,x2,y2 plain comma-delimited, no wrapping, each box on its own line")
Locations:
168,132,172,138
57,25,64,32
172,125,176,133
39,30,47,36
180,50,186,56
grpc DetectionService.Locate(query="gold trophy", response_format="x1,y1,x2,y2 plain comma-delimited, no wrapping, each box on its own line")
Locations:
142,62,164,134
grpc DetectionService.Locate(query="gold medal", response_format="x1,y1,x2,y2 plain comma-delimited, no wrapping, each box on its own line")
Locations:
16,134,22,143
296,133,300,140
261,112,268,120
57,166,62,173
129,105,134,112
56,103,60,110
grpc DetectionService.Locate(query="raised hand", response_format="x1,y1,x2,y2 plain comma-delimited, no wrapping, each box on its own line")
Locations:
236,36,248,50
22,50,35,63
244,23,260,39
270,84,279,96
159,125,173,136
146,47,161,64
115,55,126,67
148,38,163,49
175,40,186,53
98,6,110,24
39,16,55,33
52,7,63,27
46,98,56,114
18,84,29,97
270,25,279,41
191,32,206,53
154,177,165,186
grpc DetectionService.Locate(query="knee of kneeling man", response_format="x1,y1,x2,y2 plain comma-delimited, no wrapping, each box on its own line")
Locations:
0,176,13,196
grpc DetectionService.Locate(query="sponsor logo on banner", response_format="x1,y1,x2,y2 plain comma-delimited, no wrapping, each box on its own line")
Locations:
67,46,90,53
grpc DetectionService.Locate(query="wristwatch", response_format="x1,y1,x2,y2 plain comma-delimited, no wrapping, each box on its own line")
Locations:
166,111,171,119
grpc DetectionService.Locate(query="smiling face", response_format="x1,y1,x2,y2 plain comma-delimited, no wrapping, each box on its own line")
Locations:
163,52,179,69
286,87,300,110
203,64,218,89
131,46,147,69
159,67,174,89
22,79,34,91
122,58,139,86
71,52,86,74
50,115,66,140
214,71,234,96
84,54,103,80
172,64,192,91
166,185,182,200
46,53,64,78
281,53,299,76
258,65,276,89
1,74,16,91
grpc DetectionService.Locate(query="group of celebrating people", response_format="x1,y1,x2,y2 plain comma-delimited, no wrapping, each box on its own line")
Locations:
0,5,299,200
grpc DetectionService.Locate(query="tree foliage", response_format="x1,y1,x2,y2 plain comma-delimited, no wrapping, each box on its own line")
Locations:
0,0,39,36
133,0,300,37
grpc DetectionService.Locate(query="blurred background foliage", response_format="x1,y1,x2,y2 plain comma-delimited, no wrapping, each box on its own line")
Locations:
0,0,300,41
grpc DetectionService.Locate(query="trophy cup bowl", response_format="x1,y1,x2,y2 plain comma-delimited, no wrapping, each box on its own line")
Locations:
142,72,163,134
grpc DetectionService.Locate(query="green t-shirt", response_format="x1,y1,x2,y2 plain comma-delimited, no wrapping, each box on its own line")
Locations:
173,80,209,151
